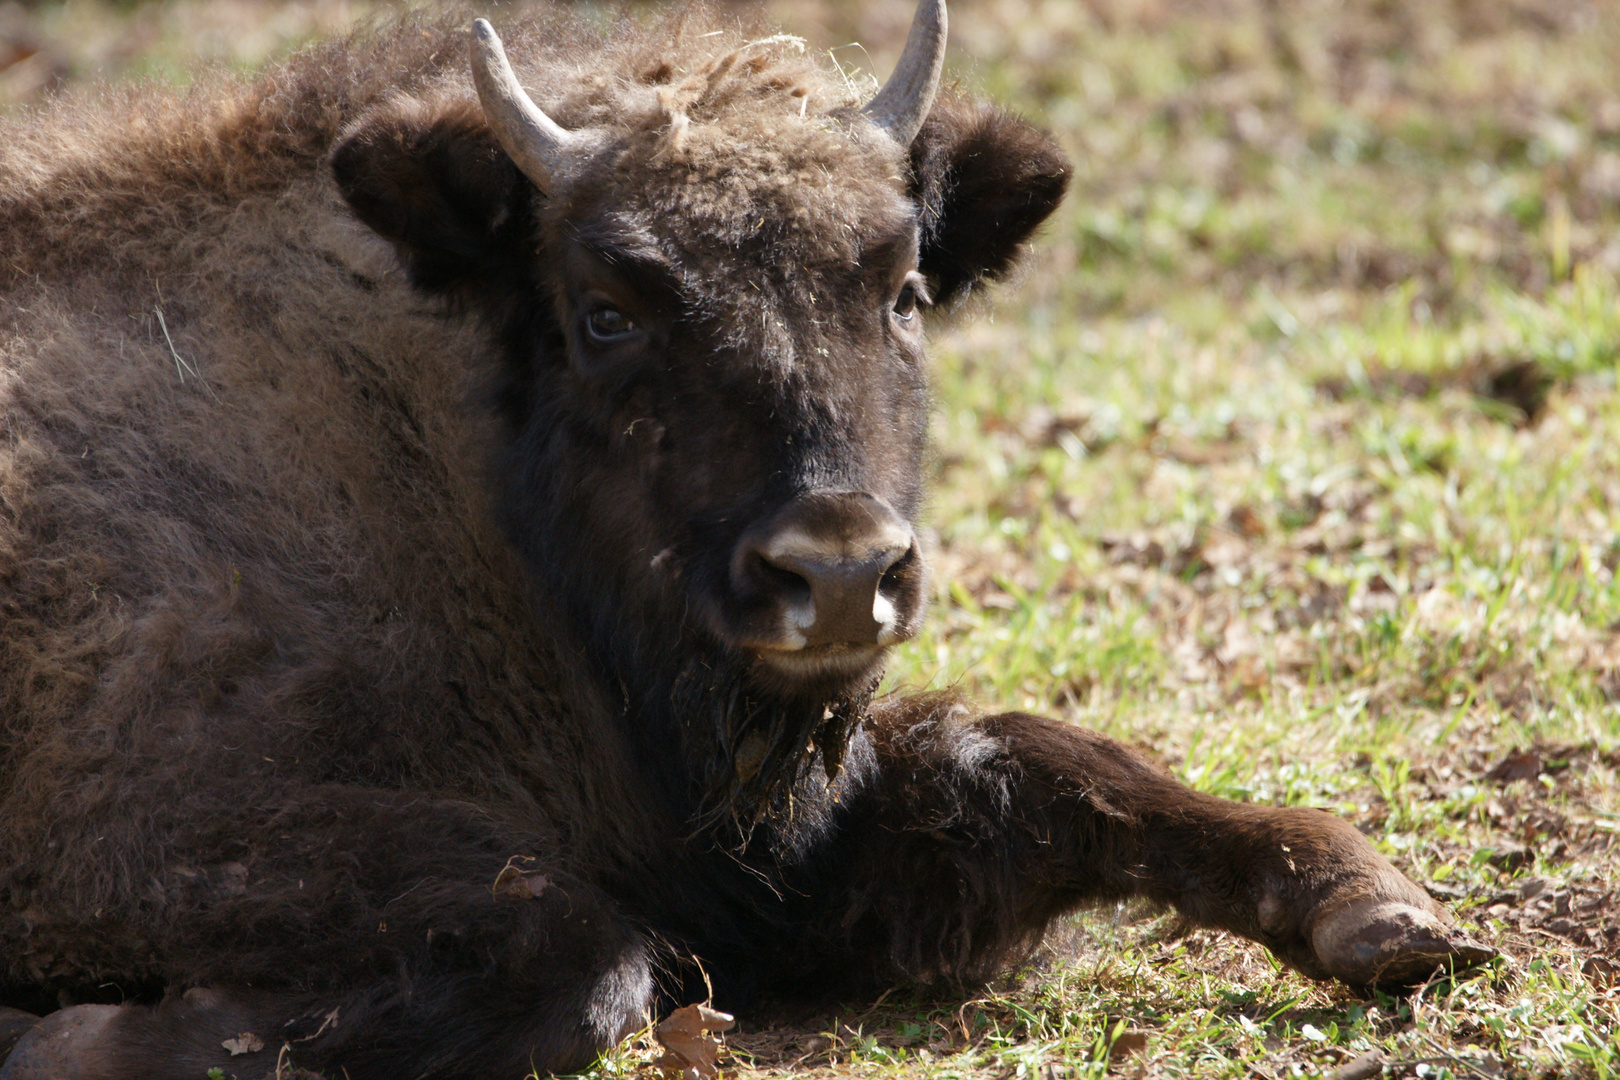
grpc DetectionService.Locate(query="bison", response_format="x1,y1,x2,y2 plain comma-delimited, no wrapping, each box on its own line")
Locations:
0,2,1492,1077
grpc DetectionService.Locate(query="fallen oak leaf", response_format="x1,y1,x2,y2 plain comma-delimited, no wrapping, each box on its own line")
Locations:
221,1032,264,1056
1108,1028,1148,1061
1334,1049,1386,1080
1485,750,1541,784
655,1003,735,1080
1584,955,1619,990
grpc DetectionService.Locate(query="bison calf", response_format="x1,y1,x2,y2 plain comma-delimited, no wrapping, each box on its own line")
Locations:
0,1,1491,1076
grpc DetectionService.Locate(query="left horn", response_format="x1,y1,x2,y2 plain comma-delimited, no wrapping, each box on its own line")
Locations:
470,18,581,193
861,0,947,146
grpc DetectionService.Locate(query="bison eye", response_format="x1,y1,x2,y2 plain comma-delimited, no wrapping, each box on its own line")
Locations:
892,287,917,321
585,305,637,343
891,274,928,324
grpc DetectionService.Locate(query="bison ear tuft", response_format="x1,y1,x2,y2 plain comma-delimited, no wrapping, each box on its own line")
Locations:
332,96,533,294
909,96,1070,308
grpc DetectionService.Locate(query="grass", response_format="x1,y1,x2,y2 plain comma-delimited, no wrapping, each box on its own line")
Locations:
5,0,1619,1075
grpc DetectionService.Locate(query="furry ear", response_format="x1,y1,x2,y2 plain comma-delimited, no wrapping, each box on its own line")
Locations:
908,96,1071,307
332,96,533,294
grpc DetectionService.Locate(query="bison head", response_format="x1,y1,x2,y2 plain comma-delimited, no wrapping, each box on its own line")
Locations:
331,0,1067,802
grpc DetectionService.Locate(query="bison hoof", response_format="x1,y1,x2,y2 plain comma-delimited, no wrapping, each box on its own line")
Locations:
0,1004,122,1080
1310,896,1496,989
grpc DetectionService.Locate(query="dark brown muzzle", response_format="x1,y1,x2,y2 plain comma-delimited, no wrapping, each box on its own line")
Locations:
732,492,924,651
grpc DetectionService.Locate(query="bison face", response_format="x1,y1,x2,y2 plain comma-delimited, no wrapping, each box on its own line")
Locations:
332,7,1068,710
543,207,934,697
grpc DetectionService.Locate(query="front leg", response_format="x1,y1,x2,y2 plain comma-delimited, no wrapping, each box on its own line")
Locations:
986,711,1497,987
804,699,1492,991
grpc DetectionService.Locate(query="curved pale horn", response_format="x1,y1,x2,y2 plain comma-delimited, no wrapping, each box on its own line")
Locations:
470,18,580,192
861,0,947,146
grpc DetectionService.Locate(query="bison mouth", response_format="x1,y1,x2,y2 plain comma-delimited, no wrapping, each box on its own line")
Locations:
748,639,889,691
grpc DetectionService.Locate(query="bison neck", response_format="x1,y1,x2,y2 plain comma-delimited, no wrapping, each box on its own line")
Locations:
654,652,876,831
536,588,881,1004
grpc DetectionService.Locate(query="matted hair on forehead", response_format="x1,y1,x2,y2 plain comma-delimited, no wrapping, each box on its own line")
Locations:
649,33,851,160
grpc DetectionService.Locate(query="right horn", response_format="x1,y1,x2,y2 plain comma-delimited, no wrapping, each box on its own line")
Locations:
861,0,947,146
470,18,581,193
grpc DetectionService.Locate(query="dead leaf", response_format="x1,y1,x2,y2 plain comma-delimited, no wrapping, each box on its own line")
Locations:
1226,654,1267,698
1583,954,1620,989
1486,750,1541,784
1485,845,1532,871
655,1003,735,1080
1157,436,1242,466
1518,876,1551,900
221,1032,264,1056
1107,1028,1148,1066
1229,504,1265,537
492,855,550,898
1334,1048,1386,1080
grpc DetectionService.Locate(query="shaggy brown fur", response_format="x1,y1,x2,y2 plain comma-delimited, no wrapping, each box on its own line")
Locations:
0,5,1484,1079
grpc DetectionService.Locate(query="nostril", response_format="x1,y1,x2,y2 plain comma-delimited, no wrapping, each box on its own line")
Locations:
751,551,813,605
877,543,917,596
872,544,920,643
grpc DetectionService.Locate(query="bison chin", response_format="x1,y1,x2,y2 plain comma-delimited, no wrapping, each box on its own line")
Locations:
667,626,884,830
694,668,877,832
